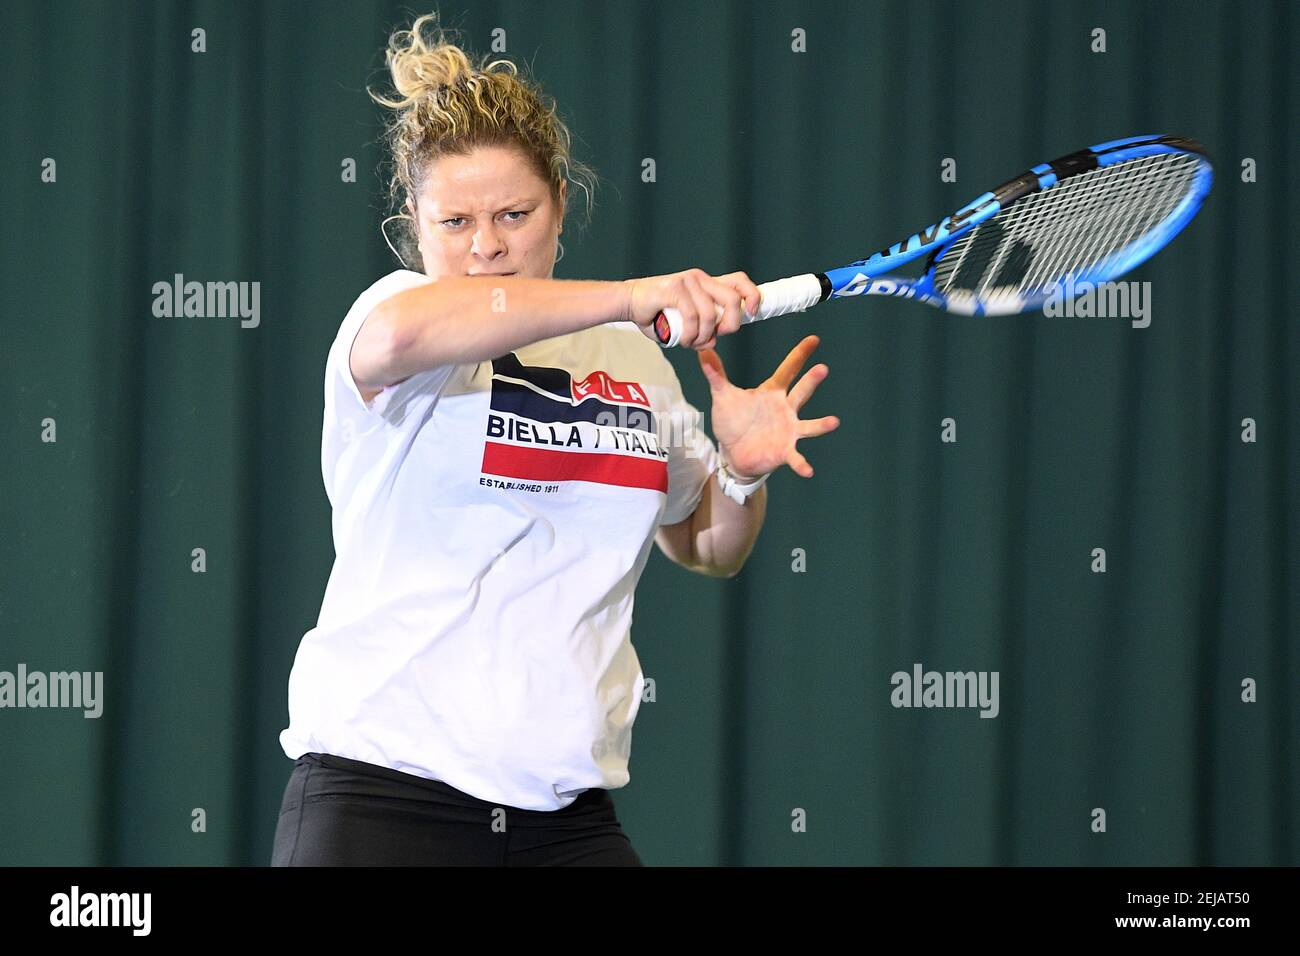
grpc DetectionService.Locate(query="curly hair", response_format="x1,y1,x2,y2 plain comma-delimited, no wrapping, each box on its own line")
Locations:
369,12,599,271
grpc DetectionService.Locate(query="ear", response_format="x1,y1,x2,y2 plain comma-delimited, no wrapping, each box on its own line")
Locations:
405,196,417,219
556,181,567,234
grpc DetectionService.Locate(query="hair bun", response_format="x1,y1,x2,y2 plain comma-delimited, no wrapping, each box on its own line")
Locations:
376,13,475,106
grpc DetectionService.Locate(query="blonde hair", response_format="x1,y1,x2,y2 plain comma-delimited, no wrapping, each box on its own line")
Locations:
369,12,598,271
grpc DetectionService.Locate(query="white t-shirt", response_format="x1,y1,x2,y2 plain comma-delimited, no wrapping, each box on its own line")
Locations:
279,269,720,811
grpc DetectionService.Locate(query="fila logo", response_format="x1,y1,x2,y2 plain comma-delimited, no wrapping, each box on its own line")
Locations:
571,370,649,407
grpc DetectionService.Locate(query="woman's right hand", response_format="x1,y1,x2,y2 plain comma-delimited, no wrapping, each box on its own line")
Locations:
624,269,761,350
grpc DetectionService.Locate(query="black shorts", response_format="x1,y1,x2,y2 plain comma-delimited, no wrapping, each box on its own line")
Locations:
271,752,644,866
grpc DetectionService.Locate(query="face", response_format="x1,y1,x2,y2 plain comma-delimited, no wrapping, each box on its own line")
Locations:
405,144,566,279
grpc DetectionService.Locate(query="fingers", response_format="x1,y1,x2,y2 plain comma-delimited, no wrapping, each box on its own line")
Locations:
696,347,729,390
683,272,719,349
684,269,755,349
719,271,763,316
657,269,760,350
687,271,748,350
788,361,829,411
787,447,814,478
767,334,821,390
797,414,840,439
699,273,746,337
665,275,700,347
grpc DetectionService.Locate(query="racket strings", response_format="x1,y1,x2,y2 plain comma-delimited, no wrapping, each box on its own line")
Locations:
932,152,1202,304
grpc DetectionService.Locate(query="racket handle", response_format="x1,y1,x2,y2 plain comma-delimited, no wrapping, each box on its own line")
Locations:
653,273,824,347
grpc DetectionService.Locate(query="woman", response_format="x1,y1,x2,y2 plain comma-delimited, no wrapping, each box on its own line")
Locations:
272,12,839,866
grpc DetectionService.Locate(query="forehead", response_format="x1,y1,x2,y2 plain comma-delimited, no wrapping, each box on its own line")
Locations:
417,146,549,211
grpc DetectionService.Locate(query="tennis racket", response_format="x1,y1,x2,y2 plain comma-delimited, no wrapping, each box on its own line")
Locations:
653,134,1213,347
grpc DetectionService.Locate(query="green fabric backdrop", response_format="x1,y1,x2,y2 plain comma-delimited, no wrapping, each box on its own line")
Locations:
2,0,1295,865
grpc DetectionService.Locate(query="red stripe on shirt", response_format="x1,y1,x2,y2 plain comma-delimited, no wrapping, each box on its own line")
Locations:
482,443,668,492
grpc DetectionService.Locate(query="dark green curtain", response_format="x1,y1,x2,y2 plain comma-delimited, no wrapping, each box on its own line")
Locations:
2,0,1294,866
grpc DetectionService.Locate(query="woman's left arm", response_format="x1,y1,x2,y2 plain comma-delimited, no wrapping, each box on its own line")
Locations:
655,335,838,578
655,469,766,578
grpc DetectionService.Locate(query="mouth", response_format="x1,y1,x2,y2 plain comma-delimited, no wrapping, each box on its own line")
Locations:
468,271,516,277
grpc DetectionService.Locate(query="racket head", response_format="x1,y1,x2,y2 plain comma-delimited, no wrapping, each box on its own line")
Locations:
827,134,1213,316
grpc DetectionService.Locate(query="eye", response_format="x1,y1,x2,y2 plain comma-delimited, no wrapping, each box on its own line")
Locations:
440,217,467,228
502,210,527,222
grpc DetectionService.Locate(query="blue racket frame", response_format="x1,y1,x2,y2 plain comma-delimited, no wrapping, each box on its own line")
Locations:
823,134,1214,316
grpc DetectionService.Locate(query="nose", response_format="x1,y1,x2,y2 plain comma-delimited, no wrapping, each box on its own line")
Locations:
471,221,506,260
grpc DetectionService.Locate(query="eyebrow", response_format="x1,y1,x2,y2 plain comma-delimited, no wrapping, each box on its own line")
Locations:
434,199,540,218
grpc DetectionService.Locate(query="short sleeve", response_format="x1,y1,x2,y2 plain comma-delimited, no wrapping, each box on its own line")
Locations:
325,269,450,421
657,362,720,526
321,271,458,507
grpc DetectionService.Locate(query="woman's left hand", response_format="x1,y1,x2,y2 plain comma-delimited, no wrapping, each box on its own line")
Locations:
697,334,840,480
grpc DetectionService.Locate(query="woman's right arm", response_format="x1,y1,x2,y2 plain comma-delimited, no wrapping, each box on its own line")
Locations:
351,270,763,396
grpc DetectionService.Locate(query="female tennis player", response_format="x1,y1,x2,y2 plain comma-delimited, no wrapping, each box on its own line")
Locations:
271,12,839,866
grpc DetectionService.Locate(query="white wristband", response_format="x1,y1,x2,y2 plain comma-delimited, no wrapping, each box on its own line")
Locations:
716,457,769,505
